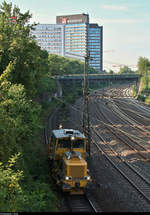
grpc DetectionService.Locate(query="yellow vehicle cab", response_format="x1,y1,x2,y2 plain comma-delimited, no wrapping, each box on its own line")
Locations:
48,129,92,194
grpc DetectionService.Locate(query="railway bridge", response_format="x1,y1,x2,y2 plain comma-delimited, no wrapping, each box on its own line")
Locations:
55,73,140,97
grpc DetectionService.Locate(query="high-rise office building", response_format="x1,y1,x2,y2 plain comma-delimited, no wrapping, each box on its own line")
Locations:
56,14,88,61
31,24,65,56
88,24,103,72
31,14,103,72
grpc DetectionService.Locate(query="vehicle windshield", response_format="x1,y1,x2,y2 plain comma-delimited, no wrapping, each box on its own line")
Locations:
72,139,84,148
57,138,84,149
58,138,71,148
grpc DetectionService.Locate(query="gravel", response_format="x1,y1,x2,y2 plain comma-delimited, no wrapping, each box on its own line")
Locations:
53,85,150,212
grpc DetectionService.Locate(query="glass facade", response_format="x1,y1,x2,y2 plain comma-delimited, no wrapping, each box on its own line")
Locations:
31,24,65,56
88,24,103,72
31,14,103,72
64,23,87,61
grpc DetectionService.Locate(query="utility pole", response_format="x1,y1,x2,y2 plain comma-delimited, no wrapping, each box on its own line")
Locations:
82,51,88,134
145,61,149,91
82,49,91,157
65,50,91,157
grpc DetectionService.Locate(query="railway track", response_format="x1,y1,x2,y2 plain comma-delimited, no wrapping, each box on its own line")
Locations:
103,87,150,128
44,103,102,213
92,88,150,148
94,90,150,157
95,101,150,156
112,99,150,128
89,86,150,208
92,128,150,206
61,194,101,212
44,84,150,211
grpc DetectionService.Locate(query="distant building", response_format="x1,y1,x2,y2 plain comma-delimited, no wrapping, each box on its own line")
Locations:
31,14,103,72
88,24,103,72
31,24,65,56
56,14,89,62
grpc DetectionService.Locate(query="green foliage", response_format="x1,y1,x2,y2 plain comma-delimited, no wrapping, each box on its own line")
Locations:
131,85,137,97
137,94,146,102
48,54,82,75
0,80,58,212
0,80,41,161
48,54,98,76
145,96,150,104
139,70,150,91
118,65,135,74
107,70,114,75
0,153,58,212
0,1,58,212
36,73,56,98
137,72,150,102
0,1,53,96
0,153,23,212
138,56,150,76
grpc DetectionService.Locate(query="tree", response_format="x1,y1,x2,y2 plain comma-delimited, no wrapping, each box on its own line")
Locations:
0,80,41,162
0,153,24,212
0,152,58,212
0,1,58,211
0,1,51,96
119,65,134,74
108,70,114,75
137,57,150,76
48,54,98,76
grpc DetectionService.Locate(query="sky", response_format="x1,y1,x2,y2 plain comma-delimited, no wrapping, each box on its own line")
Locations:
2,0,150,72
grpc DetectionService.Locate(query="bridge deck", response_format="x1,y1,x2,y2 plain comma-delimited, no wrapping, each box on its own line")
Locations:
55,74,140,81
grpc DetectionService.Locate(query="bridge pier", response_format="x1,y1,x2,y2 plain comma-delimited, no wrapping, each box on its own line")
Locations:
56,79,63,97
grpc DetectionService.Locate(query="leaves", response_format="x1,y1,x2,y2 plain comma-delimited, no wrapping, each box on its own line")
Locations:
0,1,58,212
138,56,150,76
48,54,98,76
0,1,49,96
119,65,134,74
0,81,42,162
0,153,23,212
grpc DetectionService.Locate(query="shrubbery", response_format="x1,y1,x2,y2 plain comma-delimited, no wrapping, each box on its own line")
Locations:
0,1,57,212
0,1,100,211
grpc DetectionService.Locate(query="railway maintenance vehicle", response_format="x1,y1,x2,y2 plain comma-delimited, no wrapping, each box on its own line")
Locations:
48,128,92,194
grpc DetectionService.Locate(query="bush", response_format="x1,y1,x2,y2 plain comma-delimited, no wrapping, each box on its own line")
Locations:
137,94,145,102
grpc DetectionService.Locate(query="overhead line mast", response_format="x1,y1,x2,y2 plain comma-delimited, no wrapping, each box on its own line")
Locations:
82,49,91,157
65,50,91,157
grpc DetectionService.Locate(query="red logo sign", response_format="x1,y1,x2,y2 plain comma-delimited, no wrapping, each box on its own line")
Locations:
61,17,67,24
8,16,17,23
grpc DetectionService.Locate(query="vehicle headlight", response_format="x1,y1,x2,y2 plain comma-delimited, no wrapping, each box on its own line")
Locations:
65,176,69,180
84,176,91,180
87,176,91,180
65,176,72,180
